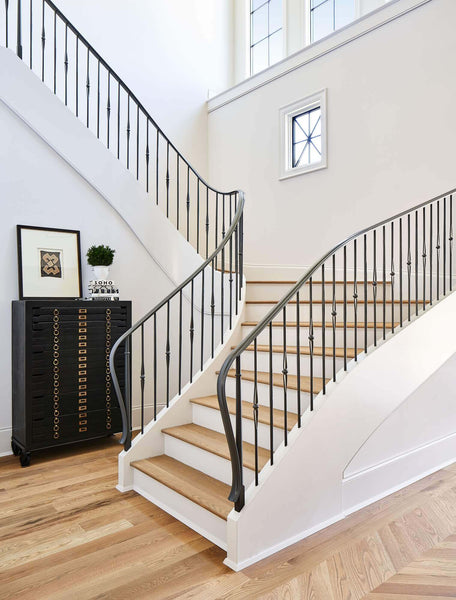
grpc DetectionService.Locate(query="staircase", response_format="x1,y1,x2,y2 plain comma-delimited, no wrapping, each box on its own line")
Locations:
4,0,456,574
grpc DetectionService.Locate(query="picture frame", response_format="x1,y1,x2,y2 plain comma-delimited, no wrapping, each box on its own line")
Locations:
17,225,82,300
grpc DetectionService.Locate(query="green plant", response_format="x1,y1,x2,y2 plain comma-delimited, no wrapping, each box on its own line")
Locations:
86,244,116,266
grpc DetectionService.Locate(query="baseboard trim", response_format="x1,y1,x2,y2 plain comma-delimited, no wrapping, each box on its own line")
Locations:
0,427,12,457
224,512,344,571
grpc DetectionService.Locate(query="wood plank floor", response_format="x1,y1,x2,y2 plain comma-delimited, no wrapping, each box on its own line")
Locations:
1,437,456,599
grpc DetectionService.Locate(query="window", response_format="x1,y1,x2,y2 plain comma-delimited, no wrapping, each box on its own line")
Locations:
311,0,356,43
250,0,283,75
279,90,327,179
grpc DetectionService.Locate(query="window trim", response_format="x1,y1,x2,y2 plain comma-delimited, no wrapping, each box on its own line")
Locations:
279,89,327,180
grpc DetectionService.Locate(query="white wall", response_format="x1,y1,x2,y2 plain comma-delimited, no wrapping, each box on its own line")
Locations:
51,0,234,178
208,0,454,276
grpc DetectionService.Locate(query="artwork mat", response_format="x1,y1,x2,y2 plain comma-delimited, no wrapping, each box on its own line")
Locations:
17,225,82,299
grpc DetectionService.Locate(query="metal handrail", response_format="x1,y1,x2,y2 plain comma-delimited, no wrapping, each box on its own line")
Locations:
218,187,456,510
111,192,245,448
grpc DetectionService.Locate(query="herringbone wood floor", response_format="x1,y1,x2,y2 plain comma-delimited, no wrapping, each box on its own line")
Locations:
1,435,456,599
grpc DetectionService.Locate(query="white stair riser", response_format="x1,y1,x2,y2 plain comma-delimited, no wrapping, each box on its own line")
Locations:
246,283,391,302
191,402,285,450
132,469,228,550
238,349,347,377
242,324,381,347
245,302,411,323
225,377,313,414
163,433,256,487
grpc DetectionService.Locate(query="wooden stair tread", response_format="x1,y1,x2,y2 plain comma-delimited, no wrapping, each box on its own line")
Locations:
131,455,232,520
242,321,398,329
236,345,362,359
224,369,328,393
161,423,269,471
190,395,297,431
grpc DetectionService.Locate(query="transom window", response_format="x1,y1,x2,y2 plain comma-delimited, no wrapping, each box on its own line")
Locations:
279,90,327,179
311,0,356,43
292,107,322,168
250,0,283,75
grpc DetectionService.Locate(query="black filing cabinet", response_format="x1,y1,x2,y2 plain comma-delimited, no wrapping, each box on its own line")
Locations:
11,300,131,466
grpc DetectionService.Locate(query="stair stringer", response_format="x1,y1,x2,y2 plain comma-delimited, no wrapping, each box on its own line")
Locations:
117,284,247,492
225,291,456,571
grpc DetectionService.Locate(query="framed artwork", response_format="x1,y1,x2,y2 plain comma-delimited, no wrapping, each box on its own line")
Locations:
17,225,82,299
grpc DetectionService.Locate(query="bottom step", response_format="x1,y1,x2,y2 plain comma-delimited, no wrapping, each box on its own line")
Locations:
131,455,232,520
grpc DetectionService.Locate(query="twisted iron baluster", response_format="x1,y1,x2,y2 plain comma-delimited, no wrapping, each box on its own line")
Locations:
282,306,288,445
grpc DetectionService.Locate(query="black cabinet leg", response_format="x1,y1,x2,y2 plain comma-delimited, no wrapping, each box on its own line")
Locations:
19,452,31,467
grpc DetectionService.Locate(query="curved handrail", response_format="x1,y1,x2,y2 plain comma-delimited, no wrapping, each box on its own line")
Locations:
110,192,245,448
218,187,456,509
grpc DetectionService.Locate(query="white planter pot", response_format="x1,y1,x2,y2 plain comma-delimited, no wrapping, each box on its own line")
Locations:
93,265,110,280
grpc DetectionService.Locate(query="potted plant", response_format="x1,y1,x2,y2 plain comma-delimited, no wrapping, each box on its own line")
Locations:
86,244,115,280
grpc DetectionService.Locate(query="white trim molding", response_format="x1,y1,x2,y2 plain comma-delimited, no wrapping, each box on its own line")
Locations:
279,89,327,179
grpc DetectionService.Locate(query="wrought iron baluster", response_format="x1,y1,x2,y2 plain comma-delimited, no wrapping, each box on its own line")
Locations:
444,196,447,295
140,323,145,434
382,225,386,340
166,301,170,407
126,93,131,169
234,356,244,510
136,104,139,180
75,37,79,115
221,243,225,344
391,221,395,332
215,192,219,251
205,188,209,259
16,0,22,58
124,337,131,450
415,210,419,314
253,339,259,485
29,0,32,68
153,313,157,420
178,290,182,395
239,213,244,298
322,264,326,393
96,60,100,138
166,141,170,217
211,258,215,358
229,231,233,329
176,154,180,231
373,229,377,346
196,180,200,254
269,322,274,463
235,219,239,316
343,246,347,370
145,119,149,192
86,47,90,128
450,195,453,292
186,167,190,241
430,205,433,305
64,24,68,105
331,254,337,380
190,279,194,383
155,130,159,205
116,81,120,159
5,0,9,48
296,290,301,422
353,239,358,360
407,214,411,320
363,235,367,352
422,207,427,310
200,268,205,371
106,72,111,148
308,282,314,410
399,218,403,326
282,307,288,446
436,200,440,300
41,0,45,81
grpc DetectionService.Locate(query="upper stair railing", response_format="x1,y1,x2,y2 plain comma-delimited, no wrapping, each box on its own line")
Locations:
2,0,232,257
218,189,455,511
1,1,246,448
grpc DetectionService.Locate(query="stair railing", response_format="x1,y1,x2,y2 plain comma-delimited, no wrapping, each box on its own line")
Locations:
1,1,247,448
218,189,455,511
111,192,244,450
2,0,231,257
